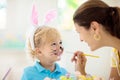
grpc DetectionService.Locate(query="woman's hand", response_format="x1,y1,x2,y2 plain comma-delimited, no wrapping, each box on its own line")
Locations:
71,51,87,75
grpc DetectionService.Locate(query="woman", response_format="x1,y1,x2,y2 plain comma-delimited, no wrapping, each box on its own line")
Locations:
72,0,120,80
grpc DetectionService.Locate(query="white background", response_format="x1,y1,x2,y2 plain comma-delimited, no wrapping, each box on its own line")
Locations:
0,0,120,80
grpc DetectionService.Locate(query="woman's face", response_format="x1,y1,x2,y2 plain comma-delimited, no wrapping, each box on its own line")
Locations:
75,23,102,51
37,38,63,64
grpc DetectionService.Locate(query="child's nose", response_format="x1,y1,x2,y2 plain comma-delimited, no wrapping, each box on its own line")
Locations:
53,45,63,52
60,46,64,52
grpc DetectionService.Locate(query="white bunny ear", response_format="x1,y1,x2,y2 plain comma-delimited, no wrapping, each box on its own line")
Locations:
26,26,37,51
43,9,57,25
29,26,37,50
31,0,38,27
28,0,39,50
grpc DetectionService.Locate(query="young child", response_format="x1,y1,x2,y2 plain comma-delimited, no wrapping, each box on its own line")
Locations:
21,26,67,80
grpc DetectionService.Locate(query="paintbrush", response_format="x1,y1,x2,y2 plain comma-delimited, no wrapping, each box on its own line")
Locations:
66,51,100,58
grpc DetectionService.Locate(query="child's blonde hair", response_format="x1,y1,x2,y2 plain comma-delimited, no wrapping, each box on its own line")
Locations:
26,26,61,60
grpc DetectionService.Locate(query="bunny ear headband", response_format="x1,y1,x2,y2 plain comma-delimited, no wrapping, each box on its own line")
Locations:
28,0,57,50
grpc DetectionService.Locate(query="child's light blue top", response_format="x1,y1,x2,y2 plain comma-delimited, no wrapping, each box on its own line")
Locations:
21,61,67,80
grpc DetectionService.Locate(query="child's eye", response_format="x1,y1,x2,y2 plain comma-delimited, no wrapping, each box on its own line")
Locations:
51,42,57,46
59,41,62,44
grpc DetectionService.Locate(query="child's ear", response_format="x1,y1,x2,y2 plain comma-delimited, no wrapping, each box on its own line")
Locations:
90,21,100,34
35,48,41,55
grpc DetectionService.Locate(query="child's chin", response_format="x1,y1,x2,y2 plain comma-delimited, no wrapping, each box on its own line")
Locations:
56,56,61,61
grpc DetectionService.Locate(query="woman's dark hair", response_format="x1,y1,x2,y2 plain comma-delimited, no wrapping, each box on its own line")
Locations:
73,0,120,39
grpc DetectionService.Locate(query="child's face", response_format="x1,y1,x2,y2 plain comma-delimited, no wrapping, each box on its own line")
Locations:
38,38,63,64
